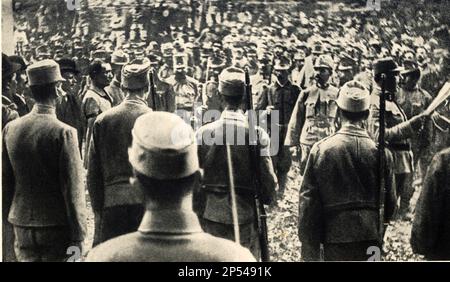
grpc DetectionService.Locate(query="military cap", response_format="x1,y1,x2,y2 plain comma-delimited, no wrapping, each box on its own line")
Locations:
26,59,65,86
336,80,370,113
9,55,28,72
121,58,151,90
91,49,109,61
173,53,188,69
57,58,79,74
129,111,199,180
273,56,291,71
36,45,51,57
314,54,334,70
294,51,306,61
111,50,129,65
311,41,324,55
218,67,245,97
161,42,174,57
373,57,403,76
3,53,22,78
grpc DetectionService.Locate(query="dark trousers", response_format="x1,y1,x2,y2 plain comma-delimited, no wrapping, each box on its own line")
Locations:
13,225,71,262
93,204,144,246
395,173,413,216
323,241,381,261
2,221,16,262
200,218,260,260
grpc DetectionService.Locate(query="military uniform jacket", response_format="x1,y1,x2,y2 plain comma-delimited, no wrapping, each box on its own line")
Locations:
368,88,417,174
105,78,125,107
163,74,199,111
397,87,433,152
87,96,151,212
2,104,86,242
285,83,339,147
411,147,450,260
86,210,255,262
82,85,112,165
147,76,173,112
195,110,278,225
298,124,397,260
256,79,300,127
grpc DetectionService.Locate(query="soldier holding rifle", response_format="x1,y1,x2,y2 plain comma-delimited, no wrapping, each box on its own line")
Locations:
195,67,277,260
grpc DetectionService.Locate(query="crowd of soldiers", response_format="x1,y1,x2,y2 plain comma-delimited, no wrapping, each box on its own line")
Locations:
2,0,450,262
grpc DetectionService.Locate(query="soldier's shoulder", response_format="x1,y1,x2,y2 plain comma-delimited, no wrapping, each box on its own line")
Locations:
311,134,338,154
196,233,256,262
86,232,141,262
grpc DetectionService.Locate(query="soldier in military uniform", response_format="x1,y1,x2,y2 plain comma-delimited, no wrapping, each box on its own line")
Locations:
87,58,152,246
161,53,199,123
195,67,278,259
368,57,431,219
3,60,86,261
55,58,84,151
256,56,300,195
82,59,113,166
298,80,397,261
200,56,226,121
2,54,21,130
285,54,339,175
86,111,255,262
105,50,129,107
397,52,434,188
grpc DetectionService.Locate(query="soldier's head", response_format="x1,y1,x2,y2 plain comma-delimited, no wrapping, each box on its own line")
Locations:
121,58,151,99
218,67,245,110
2,54,22,93
400,67,421,91
110,50,129,80
88,59,113,89
129,112,200,209
27,59,65,104
314,55,334,84
173,53,188,74
373,57,403,93
336,80,370,124
273,56,291,84
57,58,79,94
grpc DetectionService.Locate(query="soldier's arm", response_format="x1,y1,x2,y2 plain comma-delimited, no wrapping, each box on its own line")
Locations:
59,128,87,243
258,128,278,205
411,151,446,257
298,145,323,261
2,128,15,221
86,121,105,215
284,90,307,146
368,102,425,143
254,85,268,111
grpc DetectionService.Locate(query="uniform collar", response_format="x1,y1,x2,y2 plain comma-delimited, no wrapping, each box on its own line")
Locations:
221,109,246,121
123,95,148,106
31,103,56,116
337,123,370,138
138,209,203,234
90,84,109,98
274,78,292,88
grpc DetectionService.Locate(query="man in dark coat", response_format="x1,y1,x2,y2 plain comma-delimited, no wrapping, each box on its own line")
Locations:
86,111,255,262
87,58,152,246
411,147,450,260
3,60,87,262
195,67,278,259
298,80,397,261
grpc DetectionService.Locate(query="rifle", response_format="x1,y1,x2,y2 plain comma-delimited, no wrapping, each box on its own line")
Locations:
244,67,270,262
378,74,387,245
149,70,157,110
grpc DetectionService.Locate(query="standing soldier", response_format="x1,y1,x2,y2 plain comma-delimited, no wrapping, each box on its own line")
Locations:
285,54,339,175
3,60,86,261
56,58,84,152
82,59,113,166
87,59,152,246
195,67,278,259
256,56,300,195
2,54,21,129
291,50,306,89
87,111,255,262
147,54,172,112
397,52,433,188
368,57,431,219
162,53,199,123
105,50,129,107
298,81,397,261
411,147,450,260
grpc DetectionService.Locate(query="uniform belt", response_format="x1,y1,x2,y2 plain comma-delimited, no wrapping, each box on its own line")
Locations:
387,143,411,151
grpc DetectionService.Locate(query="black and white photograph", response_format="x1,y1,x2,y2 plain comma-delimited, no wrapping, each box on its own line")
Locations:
1,0,450,266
